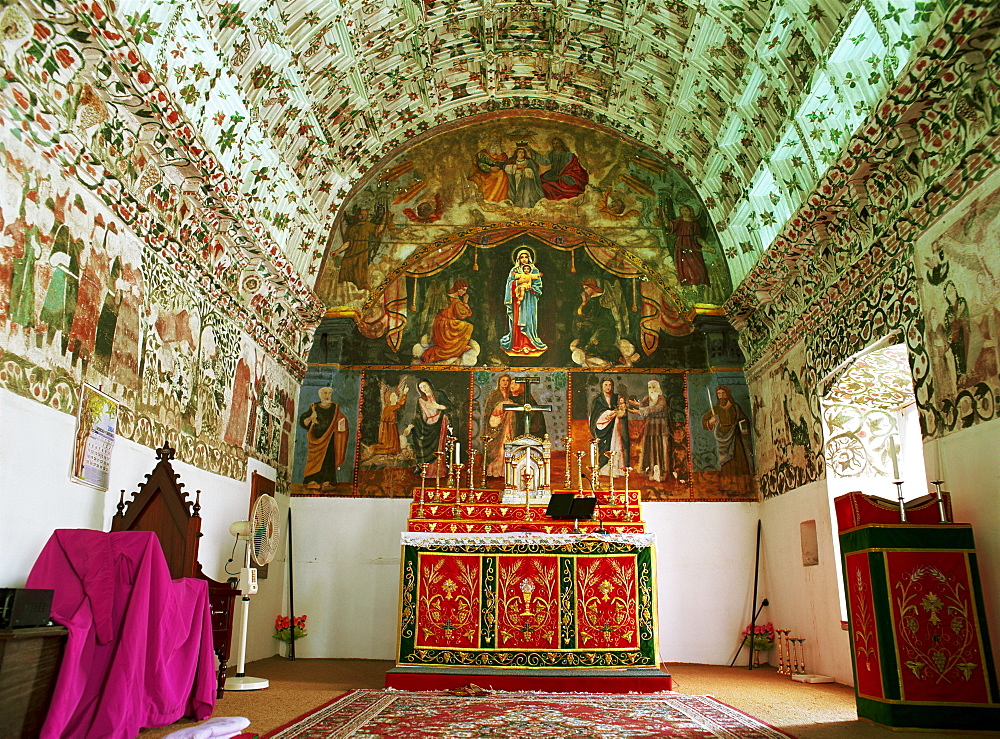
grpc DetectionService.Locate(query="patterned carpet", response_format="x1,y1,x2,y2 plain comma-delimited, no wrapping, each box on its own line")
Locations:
262,689,796,738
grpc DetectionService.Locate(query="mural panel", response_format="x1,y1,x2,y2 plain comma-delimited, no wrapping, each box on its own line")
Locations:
292,370,360,496
914,168,1000,436
0,136,296,478
317,116,731,315
569,372,691,502
688,373,756,501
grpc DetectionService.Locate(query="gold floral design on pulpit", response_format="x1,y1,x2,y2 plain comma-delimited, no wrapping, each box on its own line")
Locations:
851,567,878,671
894,565,979,683
577,557,638,648
496,558,558,649
418,557,480,647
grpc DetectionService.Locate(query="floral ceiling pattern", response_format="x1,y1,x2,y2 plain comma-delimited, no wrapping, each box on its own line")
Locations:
102,0,945,304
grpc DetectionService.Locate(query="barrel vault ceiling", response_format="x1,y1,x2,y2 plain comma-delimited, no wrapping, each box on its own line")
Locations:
101,0,946,300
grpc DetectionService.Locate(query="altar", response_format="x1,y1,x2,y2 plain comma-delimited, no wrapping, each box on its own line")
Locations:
387,430,670,692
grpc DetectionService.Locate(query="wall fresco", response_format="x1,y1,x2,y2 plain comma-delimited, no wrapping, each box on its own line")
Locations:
0,133,296,478
316,116,732,317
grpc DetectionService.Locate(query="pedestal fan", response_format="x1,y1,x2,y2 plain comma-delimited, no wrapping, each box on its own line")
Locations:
224,493,280,691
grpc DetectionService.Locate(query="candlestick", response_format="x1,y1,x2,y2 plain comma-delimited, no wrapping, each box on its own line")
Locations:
481,435,491,489
931,480,948,522
624,466,632,507
605,451,615,498
446,438,456,488
419,463,429,518
575,451,585,495
888,437,900,480
435,450,444,493
522,469,532,520
590,439,597,467
894,480,907,522
562,435,573,488
468,449,478,492
452,464,465,519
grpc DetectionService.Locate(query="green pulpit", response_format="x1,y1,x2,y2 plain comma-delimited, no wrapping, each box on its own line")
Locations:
836,491,999,730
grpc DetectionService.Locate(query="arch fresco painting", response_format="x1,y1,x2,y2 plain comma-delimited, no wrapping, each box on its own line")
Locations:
294,114,755,501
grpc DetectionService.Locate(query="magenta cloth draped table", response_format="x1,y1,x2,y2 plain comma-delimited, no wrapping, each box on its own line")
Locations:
26,529,217,739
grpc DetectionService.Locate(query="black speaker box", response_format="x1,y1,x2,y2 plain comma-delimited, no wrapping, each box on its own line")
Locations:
0,587,53,628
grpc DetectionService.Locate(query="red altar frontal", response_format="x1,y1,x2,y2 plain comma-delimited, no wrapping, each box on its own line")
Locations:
836,491,1000,731
387,443,669,692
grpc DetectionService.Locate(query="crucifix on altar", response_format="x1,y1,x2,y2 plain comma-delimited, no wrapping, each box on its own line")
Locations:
499,376,555,504
501,375,552,437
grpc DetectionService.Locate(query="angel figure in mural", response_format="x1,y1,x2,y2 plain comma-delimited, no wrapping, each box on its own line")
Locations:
403,379,453,477
419,280,478,364
370,378,409,456
702,386,753,478
661,202,711,286
468,137,510,202
337,205,389,290
403,194,444,224
501,247,547,356
570,278,638,368
300,386,350,491
598,188,639,221
504,146,544,208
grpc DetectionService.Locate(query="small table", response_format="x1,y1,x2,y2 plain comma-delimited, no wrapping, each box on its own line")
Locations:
0,626,68,738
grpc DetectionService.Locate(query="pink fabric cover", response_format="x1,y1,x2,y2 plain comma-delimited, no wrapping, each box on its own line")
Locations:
26,529,217,739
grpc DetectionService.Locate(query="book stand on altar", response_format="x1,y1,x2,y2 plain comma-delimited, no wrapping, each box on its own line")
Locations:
835,488,999,730
386,430,670,693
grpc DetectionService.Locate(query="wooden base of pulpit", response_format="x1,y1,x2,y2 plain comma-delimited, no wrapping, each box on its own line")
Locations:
837,492,999,730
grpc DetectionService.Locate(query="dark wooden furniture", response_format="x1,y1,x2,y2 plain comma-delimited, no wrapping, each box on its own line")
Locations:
111,444,237,698
0,626,68,738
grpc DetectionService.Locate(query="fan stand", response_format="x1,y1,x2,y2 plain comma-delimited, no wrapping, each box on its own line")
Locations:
224,539,269,691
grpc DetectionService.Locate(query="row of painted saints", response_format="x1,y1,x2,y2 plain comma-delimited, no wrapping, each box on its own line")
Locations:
298,374,753,497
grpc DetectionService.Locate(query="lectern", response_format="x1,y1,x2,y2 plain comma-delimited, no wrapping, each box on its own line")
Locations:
835,491,999,730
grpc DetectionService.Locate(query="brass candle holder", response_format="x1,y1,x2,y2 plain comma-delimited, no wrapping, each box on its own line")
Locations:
605,451,615,498
446,437,456,488
623,466,632,507
434,450,445,493
562,435,573,488
468,449,478,493
522,469,532,521
575,451,585,495
418,463,429,518
480,434,492,487
452,463,465,519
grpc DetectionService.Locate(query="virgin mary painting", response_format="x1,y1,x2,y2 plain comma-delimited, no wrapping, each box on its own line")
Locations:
500,247,547,357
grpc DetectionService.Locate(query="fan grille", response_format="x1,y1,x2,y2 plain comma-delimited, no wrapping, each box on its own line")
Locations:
250,494,280,566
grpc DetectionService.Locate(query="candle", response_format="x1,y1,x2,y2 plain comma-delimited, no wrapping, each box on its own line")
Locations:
888,437,900,480
455,442,461,465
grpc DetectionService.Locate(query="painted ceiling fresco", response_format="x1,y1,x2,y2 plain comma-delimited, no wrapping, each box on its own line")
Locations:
94,0,944,309
316,117,731,317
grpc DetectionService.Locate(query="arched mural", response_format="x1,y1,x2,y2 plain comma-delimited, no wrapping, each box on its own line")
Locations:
293,114,756,502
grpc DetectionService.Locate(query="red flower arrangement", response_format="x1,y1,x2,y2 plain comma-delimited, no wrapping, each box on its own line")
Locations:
274,614,308,642
741,621,775,650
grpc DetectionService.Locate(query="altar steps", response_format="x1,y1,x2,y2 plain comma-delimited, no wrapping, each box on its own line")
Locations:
385,665,673,693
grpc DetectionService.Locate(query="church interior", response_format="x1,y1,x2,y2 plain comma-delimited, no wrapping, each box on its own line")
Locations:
2,0,999,734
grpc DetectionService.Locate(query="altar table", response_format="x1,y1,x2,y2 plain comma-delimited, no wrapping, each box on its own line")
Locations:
397,532,658,670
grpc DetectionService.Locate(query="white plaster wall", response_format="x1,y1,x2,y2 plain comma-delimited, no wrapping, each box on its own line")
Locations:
643,502,764,665
923,419,1000,673
284,497,412,660
0,388,280,665
759,479,855,684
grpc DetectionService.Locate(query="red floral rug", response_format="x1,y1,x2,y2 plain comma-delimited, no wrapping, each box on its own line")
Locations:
262,689,795,738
